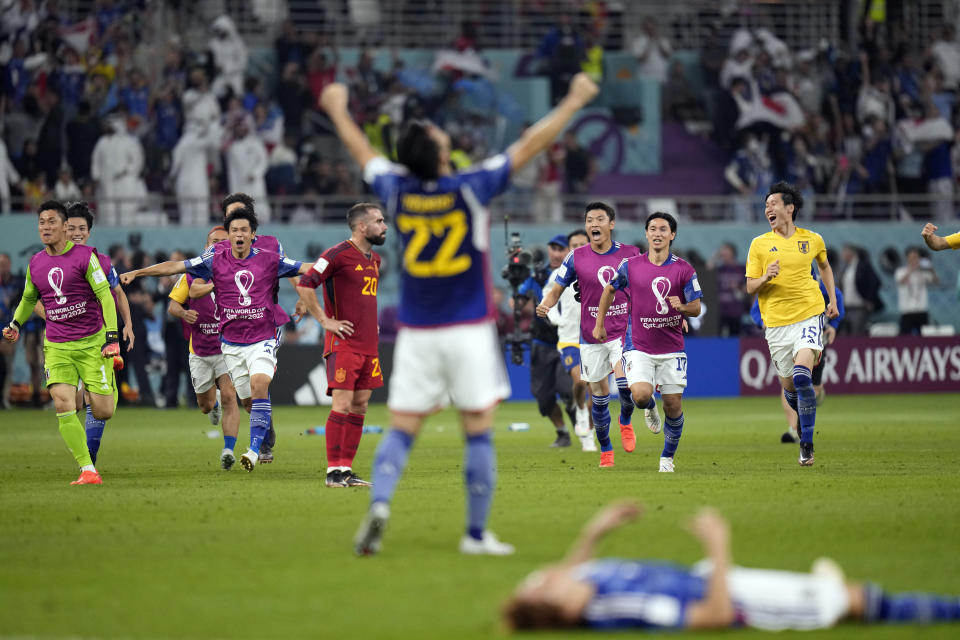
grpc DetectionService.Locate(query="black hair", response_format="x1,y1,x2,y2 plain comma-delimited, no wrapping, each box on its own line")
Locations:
722,241,737,258
224,205,259,232
767,181,803,221
645,211,677,233
397,120,440,181
220,192,256,216
347,202,381,230
37,200,67,222
567,229,588,244
65,201,95,230
584,201,616,222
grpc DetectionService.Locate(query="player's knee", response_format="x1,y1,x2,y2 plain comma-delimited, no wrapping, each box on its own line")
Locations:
349,401,368,415
91,404,114,421
662,396,682,417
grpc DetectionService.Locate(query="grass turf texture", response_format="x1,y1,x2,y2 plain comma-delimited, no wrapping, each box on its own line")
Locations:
1,394,959,640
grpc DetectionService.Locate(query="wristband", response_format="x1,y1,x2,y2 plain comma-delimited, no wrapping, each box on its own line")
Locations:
104,330,119,345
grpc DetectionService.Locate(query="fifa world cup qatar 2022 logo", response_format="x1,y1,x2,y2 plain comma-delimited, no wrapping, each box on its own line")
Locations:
596,265,618,288
235,270,254,307
652,276,671,315
47,267,67,305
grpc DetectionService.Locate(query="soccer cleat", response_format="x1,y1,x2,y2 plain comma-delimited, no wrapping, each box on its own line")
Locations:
220,448,235,470
342,470,373,487
644,402,662,434
580,432,598,452
459,531,515,556
240,450,258,472
599,450,614,467
258,443,274,464
659,456,675,473
354,501,391,556
781,430,799,444
799,441,815,467
550,431,572,448
208,401,221,427
71,470,102,485
574,406,590,438
619,420,636,452
326,469,346,487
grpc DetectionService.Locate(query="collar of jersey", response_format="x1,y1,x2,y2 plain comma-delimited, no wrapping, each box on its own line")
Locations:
590,242,619,256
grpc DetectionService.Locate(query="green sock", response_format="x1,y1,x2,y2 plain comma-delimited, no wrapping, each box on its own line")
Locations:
57,410,93,468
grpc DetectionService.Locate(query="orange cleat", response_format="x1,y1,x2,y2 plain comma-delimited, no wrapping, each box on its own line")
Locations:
599,450,615,468
619,421,636,452
71,470,102,485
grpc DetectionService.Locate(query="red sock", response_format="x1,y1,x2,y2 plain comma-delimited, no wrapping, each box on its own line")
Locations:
325,411,348,468
342,413,365,469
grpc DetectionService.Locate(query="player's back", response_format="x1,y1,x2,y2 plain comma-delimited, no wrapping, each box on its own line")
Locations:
364,155,512,327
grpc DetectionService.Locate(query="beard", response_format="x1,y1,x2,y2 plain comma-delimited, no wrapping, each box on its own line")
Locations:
367,232,386,246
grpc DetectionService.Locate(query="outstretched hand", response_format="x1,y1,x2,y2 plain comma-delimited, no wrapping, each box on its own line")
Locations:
584,501,643,538
119,271,138,286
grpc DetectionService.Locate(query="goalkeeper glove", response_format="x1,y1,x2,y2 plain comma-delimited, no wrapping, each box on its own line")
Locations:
2,320,20,343
101,330,120,358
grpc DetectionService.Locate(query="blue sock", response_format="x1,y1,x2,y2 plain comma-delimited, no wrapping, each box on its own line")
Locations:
783,388,799,413
84,405,106,465
249,399,271,453
865,584,960,622
616,377,634,424
223,435,237,450
370,429,414,506
591,395,612,452
464,431,495,541
661,413,684,458
643,397,655,410
793,365,816,443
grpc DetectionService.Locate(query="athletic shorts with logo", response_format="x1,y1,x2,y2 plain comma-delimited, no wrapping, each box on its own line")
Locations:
325,350,384,395
764,314,824,378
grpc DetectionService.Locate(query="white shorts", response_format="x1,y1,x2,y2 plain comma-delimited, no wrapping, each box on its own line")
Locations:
188,352,229,394
388,321,511,413
579,338,624,383
623,350,687,395
725,565,850,630
764,314,824,378
220,335,280,400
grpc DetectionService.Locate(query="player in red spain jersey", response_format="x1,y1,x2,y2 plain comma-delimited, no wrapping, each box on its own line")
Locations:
297,202,387,488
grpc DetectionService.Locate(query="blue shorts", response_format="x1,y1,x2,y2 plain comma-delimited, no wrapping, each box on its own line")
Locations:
559,345,581,372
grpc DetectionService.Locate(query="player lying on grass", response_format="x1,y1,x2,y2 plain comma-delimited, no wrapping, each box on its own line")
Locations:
503,501,960,631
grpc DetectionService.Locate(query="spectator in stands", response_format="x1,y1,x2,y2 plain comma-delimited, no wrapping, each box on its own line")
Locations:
0,138,20,214
347,49,384,122
209,15,247,99
663,60,707,123
225,120,270,221
839,244,884,336
53,166,81,201
929,25,960,92
301,156,337,196
919,98,955,221
534,142,564,223
537,14,584,105
276,61,313,139
253,102,284,149
895,247,940,335
22,170,48,210
859,116,895,198
562,130,594,195
182,67,221,142
91,116,147,225
724,131,771,222
266,133,298,197
65,100,102,183
710,242,747,337
170,129,211,226
275,20,308,73
631,16,671,84
36,88,64,189
307,49,337,111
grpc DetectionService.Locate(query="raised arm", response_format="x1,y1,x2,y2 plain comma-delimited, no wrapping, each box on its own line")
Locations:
319,84,380,169
507,73,599,172
120,260,187,285
683,508,735,629
921,223,954,251
560,501,643,568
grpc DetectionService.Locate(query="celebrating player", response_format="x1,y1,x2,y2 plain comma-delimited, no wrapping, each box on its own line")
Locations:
920,222,960,251
593,212,702,472
544,230,595,451
320,72,599,555
167,226,242,469
59,201,134,464
120,205,313,471
537,203,640,468
297,202,387,488
745,182,839,467
217,193,292,463
502,500,960,631
4,201,120,484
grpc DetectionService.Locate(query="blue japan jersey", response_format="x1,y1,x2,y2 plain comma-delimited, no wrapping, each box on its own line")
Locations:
364,154,512,327
574,559,706,630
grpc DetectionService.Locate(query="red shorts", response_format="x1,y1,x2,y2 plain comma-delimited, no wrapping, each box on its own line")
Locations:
325,350,384,395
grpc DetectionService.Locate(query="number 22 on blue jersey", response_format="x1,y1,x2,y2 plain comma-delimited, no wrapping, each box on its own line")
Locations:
396,209,472,278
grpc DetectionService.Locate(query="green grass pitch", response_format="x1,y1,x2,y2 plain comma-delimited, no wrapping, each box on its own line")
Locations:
2,393,960,640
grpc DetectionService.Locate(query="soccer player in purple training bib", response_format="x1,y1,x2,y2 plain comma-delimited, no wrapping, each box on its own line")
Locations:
537,202,640,469
120,205,314,472
320,72,599,556
4,201,121,485
593,212,702,472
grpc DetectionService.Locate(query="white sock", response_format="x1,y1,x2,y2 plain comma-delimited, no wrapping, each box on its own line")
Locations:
81,464,96,473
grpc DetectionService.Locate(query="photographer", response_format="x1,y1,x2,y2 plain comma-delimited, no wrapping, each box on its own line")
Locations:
507,234,576,448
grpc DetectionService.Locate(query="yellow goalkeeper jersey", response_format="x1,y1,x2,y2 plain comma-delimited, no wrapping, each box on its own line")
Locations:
946,231,960,249
745,227,827,328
